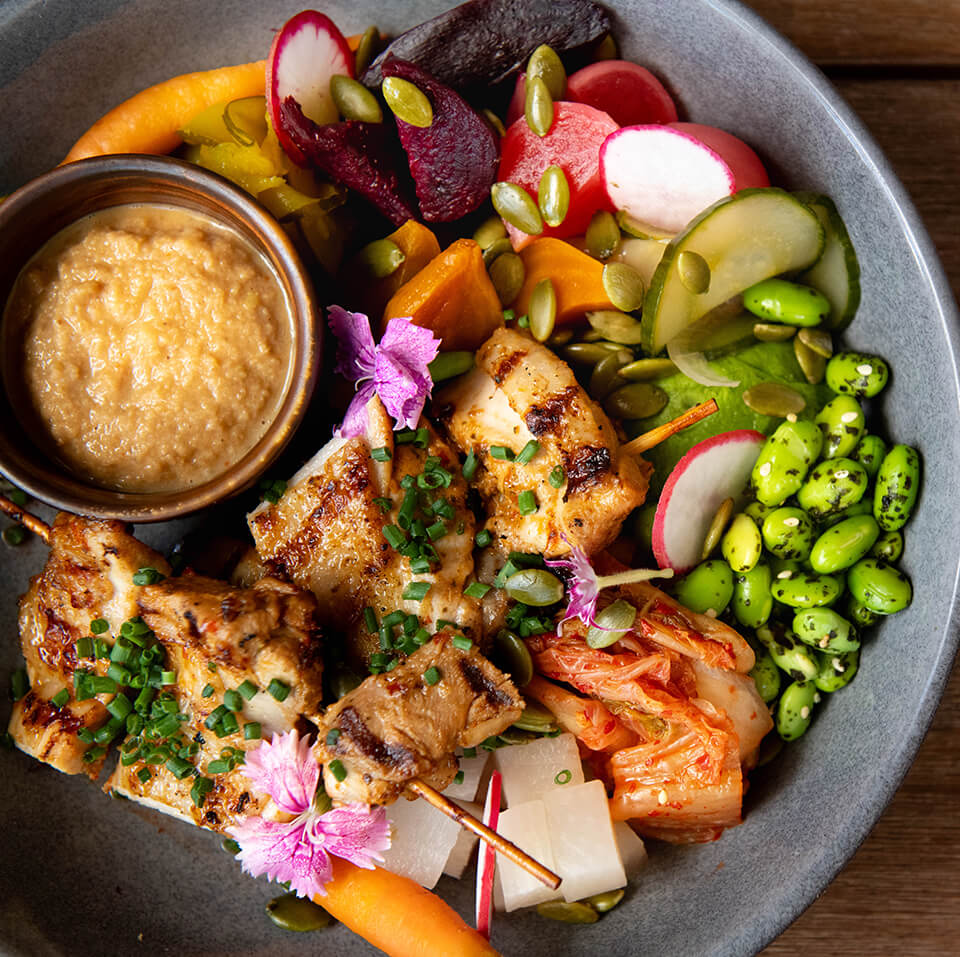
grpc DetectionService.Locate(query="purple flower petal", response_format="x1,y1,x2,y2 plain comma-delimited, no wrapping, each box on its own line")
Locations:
379,315,441,372
240,730,318,815
328,305,377,382
308,804,392,872
338,382,377,439
374,318,440,431
546,540,601,635
230,816,332,899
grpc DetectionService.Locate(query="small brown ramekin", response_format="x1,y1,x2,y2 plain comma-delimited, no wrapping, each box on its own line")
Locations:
0,154,319,522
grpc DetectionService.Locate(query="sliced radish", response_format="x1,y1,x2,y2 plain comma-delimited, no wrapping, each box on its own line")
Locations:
652,429,766,572
669,122,769,192
475,770,502,940
566,60,677,127
267,10,354,166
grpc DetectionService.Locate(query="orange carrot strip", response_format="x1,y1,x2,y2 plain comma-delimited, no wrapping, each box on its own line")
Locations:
318,859,501,957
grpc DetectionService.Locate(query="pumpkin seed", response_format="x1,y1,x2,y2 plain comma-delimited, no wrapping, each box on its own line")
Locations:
527,44,566,99
513,701,559,734
585,210,621,260
473,215,507,250
589,348,632,399
616,209,673,240
428,350,475,383
488,251,525,305
586,309,645,345
491,181,543,236
604,382,669,420
330,75,382,123
494,629,533,687
528,278,557,342
524,75,554,137
482,108,506,137
536,901,599,924
593,33,618,61
584,889,625,913
701,497,734,560
221,837,241,855
327,665,363,699
602,262,645,312
505,568,564,606
742,382,807,417
353,25,379,76
794,335,826,384
546,328,574,347
579,328,606,342
586,598,637,648
266,893,333,932
353,238,405,279
538,165,570,228
482,236,514,266
753,322,796,342
563,341,624,365
678,249,711,294
798,326,834,357
382,76,433,127
618,357,677,381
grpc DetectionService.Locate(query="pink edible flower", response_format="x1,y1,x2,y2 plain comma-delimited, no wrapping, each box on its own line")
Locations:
228,730,391,899
329,305,440,438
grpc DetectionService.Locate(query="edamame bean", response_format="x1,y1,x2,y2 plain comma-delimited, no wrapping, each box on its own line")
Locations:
873,444,920,531
854,434,887,478
796,458,869,519
814,648,860,693
755,624,819,681
871,529,904,563
845,596,879,628
770,557,803,580
733,562,774,628
743,278,831,327
673,560,734,616
770,571,843,608
721,512,762,572
776,681,818,740
744,500,774,525
761,507,816,561
815,395,865,459
792,608,860,654
825,351,890,398
820,498,873,528
809,514,880,574
504,568,564,606
748,647,781,703
847,558,912,615
751,420,824,506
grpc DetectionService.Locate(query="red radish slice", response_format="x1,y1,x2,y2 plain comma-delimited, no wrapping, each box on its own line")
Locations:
475,769,502,939
505,73,525,127
566,60,677,127
267,10,354,165
652,430,766,572
669,122,769,191
498,102,618,249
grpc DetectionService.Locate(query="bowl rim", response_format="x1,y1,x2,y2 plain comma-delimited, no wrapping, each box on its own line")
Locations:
0,153,320,522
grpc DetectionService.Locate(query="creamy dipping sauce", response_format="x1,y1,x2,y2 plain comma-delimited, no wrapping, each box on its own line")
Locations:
4,204,292,493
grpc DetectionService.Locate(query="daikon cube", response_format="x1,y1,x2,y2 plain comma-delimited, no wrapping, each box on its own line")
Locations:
613,820,648,878
442,801,481,878
443,750,490,802
493,800,560,911
381,796,462,889
494,733,583,806
543,780,626,902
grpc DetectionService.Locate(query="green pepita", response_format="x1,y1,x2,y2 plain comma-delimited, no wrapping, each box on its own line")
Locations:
586,598,637,649
618,357,677,381
491,181,543,236
528,278,558,342
381,76,433,127
588,348,632,399
428,351,475,383
352,238,404,279
488,251,525,306
742,382,806,417
527,44,566,99
677,250,710,294
482,236,514,266
584,889,625,913
494,629,533,687
482,108,506,137
797,326,833,357
594,33,618,60
702,497,735,560
330,75,383,123
524,75,554,138
353,26,380,77
563,341,624,365
473,216,508,250
602,262,645,312
793,335,826,384
585,210,621,260
513,701,559,734
504,568,564,607
753,322,796,342
586,309,645,345
266,893,333,932
536,900,599,924
604,382,668,420
538,165,570,228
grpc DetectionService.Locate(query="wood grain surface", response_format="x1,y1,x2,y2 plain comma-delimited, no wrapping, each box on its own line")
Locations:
745,4,960,954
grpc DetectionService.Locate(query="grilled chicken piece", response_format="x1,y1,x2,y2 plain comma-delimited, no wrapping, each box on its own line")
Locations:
248,397,483,669
436,327,650,557
9,514,170,778
316,633,523,805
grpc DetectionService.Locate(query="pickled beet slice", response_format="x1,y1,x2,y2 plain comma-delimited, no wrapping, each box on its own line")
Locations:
278,97,418,226
361,0,610,95
381,58,498,223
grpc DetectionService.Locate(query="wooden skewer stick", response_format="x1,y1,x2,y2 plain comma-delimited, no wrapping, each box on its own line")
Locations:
621,398,719,457
0,494,51,543
408,778,562,890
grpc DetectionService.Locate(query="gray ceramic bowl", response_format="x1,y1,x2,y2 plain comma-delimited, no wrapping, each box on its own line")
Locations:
1,2,958,956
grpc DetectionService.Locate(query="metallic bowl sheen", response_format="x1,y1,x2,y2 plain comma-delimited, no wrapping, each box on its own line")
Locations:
0,154,319,522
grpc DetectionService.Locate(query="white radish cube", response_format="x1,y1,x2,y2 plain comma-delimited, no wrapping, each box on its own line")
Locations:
613,821,648,878
443,750,490,802
493,800,560,912
443,801,481,878
381,796,462,889
494,733,584,806
543,780,626,903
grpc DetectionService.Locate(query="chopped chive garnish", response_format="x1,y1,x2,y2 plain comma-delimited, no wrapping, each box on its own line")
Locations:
382,610,405,628
462,451,479,481
90,618,109,635
382,524,407,549
167,756,194,780
110,640,134,665
517,314,530,329
132,567,166,586
412,628,430,647
426,521,448,541
75,637,94,659
107,663,132,685
89,675,118,695
126,714,143,735
502,308,516,322
402,581,431,601
207,661,218,673
554,769,573,785
10,668,29,701
223,689,243,712
452,635,473,651
190,776,213,807
372,497,392,513
326,728,341,747
259,477,287,504
494,560,520,588
137,767,152,784
516,440,541,464
363,607,378,633
155,713,181,738
94,718,122,745
160,670,177,685
456,520,466,535
51,688,70,709
370,446,392,462
549,465,566,488
517,490,538,515
267,679,290,702
94,639,111,659
237,680,258,701
205,705,228,730
207,759,230,775
490,445,515,461
453,770,465,785
403,614,419,635
244,722,262,741
82,746,107,764
462,747,477,759
423,666,441,686
475,529,493,548
77,727,95,744
134,685,154,713
434,499,456,520
107,693,132,721
201,683,215,698
410,556,431,574
3,525,27,547
463,582,491,599
217,712,239,737
379,625,393,651
328,759,347,782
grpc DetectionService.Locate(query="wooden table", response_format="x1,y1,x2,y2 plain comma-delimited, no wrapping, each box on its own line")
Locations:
745,2,960,953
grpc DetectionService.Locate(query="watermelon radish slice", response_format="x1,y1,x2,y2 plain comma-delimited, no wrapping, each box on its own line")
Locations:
476,770,502,939
566,60,678,127
267,10,354,166
652,429,766,572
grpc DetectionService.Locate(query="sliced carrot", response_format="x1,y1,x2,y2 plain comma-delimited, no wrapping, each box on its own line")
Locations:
513,237,615,325
318,858,501,957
